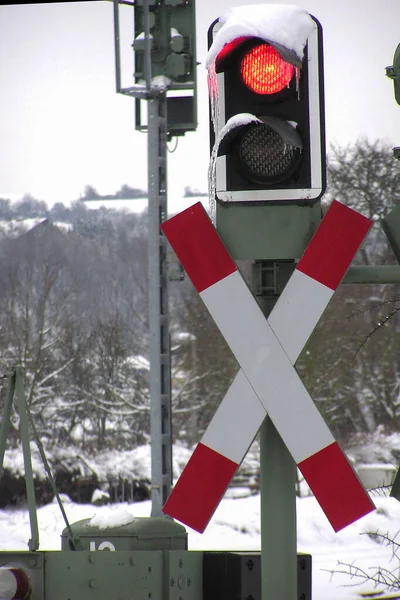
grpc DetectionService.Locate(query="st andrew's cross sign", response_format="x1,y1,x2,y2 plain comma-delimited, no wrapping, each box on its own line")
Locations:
161,201,375,533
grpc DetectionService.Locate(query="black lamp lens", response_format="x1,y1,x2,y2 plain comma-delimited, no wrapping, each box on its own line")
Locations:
239,123,301,182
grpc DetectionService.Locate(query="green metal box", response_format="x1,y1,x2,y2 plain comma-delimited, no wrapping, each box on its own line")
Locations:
61,516,187,552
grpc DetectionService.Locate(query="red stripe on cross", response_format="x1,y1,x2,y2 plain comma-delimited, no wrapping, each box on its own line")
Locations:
161,203,236,293
298,441,374,532
297,200,372,290
163,442,238,533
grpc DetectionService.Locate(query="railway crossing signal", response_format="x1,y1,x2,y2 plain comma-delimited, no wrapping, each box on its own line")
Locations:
161,201,375,533
208,7,326,204
133,0,196,88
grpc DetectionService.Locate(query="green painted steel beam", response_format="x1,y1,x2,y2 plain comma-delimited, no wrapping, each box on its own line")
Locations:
343,265,400,284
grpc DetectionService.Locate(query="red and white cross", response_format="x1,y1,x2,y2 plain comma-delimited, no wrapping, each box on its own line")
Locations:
161,200,375,533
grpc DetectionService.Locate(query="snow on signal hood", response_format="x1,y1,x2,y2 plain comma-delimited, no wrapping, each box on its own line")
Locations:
206,4,316,69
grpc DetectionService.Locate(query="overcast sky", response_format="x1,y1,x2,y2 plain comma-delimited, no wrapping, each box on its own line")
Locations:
0,0,399,212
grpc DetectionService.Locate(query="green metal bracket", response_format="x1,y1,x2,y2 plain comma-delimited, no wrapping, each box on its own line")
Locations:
337,205,400,286
216,203,322,260
343,265,400,284
216,202,400,285
252,260,295,298
342,205,400,283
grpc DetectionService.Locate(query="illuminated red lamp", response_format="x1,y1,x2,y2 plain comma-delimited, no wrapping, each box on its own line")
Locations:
241,43,295,95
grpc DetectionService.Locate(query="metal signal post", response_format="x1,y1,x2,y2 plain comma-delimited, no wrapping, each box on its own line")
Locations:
147,90,172,515
206,9,327,600
112,0,197,516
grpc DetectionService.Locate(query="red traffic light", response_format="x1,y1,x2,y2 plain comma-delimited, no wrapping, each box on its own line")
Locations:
208,9,326,204
241,44,295,95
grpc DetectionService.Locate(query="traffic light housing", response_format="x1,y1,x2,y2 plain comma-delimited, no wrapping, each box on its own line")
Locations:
134,0,196,88
133,0,197,136
386,43,400,106
208,13,326,205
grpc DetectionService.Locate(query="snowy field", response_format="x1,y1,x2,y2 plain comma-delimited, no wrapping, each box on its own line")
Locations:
1,491,400,600
81,195,209,217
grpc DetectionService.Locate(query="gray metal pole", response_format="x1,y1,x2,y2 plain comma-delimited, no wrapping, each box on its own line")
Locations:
112,0,180,520
112,0,121,93
148,92,172,517
15,366,40,551
252,261,297,600
260,419,297,600
143,0,152,90
0,371,15,476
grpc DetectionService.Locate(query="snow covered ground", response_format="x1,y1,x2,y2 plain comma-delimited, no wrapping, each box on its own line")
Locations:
2,443,400,599
1,491,400,600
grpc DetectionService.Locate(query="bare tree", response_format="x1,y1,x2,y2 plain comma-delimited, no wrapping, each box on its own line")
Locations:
294,139,400,447
326,138,400,220
169,277,238,446
0,221,76,439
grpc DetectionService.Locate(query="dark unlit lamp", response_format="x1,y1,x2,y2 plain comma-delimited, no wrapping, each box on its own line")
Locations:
238,118,302,183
